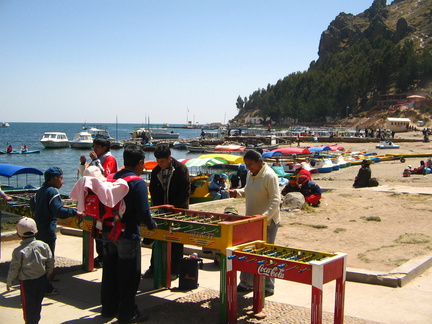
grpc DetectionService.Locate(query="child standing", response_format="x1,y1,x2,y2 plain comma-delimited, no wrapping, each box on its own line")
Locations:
6,217,54,324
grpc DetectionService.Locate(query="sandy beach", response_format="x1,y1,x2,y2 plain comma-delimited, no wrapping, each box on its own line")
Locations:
198,131,432,272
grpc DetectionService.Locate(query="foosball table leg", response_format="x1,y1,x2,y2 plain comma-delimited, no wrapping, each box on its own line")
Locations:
82,230,94,271
334,271,346,323
252,274,265,314
153,240,169,289
219,252,230,324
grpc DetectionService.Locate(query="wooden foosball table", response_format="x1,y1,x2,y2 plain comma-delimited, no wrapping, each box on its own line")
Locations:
141,205,267,323
226,241,346,324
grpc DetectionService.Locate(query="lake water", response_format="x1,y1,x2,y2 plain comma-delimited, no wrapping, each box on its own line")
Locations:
0,122,203,194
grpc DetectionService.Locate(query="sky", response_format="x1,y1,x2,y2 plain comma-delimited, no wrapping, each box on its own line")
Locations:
0,0,390,125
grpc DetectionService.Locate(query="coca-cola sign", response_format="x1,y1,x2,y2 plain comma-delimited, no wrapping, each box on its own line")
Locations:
257,264,285,279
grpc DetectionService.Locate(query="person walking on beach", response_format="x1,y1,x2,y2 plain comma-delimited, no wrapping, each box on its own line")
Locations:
229,149,280,297
100,144,156,323
7,217,54,324
143,145,190,280
30,167,84,295
79,137,118,267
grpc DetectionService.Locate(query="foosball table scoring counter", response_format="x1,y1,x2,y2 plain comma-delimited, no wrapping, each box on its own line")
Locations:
226,241,347,324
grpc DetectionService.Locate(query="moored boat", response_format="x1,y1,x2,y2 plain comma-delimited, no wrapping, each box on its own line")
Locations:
376,141,400,149
40,132,70,148
70,131,93,149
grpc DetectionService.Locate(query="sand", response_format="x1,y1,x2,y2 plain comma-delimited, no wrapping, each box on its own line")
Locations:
198,133,432,272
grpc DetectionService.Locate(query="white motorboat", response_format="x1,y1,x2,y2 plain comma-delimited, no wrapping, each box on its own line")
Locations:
1,122,10,127
70,132,93,149
130,127,180,140
376,141,400,149
40,132,70,148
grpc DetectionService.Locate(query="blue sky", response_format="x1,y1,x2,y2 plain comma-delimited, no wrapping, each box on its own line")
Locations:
0,1,388,125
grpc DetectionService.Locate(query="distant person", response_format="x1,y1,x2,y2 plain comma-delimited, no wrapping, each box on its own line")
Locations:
353,160,379,188
21,144,28,153
294,163,312,181
229,149,280,297
237,164,248,188
411,160,426,174
295,136,301,147
101,144,156,322
143,145,190,280
298,175,322,207
281,176,300,196
30,167,84,295
6,145,13,153
200,129,206,139
7,217,54,324
79,137,118,268
209,174,229,200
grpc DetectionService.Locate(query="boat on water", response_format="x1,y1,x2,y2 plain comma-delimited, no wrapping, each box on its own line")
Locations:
376,141,400,149
0,150,40,154
1,122,10,127
83,125,112,139
130,127,180,140
0,164,74,218
173,141,190,150
40,132,70,148
70,131,93,149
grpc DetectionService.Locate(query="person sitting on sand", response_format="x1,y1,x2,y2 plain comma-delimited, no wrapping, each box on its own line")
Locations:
411,160,426,174
353,160,379,188
281,176,300,196
298,175,322,207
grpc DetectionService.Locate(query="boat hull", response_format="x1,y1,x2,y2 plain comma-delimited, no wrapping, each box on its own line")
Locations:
41,141,70,148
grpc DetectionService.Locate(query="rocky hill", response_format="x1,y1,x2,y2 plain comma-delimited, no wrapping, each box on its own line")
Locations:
233,0,432,126
319,0,432,59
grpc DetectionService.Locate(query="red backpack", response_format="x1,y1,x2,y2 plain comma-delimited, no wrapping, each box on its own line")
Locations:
84,174,143,241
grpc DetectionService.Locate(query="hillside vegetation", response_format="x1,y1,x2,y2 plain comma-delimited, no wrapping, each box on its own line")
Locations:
234,0,432,126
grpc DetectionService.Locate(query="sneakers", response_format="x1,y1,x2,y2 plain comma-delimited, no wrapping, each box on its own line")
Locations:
45,288,60,296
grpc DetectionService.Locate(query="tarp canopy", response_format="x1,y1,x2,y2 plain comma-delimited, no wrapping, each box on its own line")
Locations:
272,147,311,155
0,164,43,177
179,157,229,167
198,154,244,164
307,146,332,152
262,151,284,158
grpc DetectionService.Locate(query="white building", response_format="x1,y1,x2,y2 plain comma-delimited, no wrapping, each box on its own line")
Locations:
385,118,411,132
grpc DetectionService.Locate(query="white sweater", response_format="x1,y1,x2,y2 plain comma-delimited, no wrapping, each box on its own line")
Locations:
235,163,280,224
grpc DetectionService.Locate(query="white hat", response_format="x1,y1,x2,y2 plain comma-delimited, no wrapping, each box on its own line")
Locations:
294,163,302,170
17,217,38,237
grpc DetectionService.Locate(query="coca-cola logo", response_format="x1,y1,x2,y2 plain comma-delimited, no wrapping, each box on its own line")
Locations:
257,264,285,279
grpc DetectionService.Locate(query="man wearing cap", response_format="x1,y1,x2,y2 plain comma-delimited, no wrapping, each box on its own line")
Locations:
294,162,312,181
30,166,84,294
7,217,54,323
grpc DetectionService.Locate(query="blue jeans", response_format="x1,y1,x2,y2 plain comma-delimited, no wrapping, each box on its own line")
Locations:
239,220,279,292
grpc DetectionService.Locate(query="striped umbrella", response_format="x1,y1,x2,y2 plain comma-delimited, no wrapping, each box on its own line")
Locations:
179,157,228,167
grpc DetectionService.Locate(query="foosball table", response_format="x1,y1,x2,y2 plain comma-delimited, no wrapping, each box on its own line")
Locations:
141,205,267,323
226,241,346,324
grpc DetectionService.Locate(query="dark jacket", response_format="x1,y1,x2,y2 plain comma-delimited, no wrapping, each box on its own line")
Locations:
112,169,156,236
150,158,190,209
353,166,371,188
30,184,77,242
300,180,322,197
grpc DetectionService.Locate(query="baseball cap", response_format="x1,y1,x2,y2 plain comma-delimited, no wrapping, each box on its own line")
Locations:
294,163,302,170
44,166,63,181
224,206,238,215
17,217,38,237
